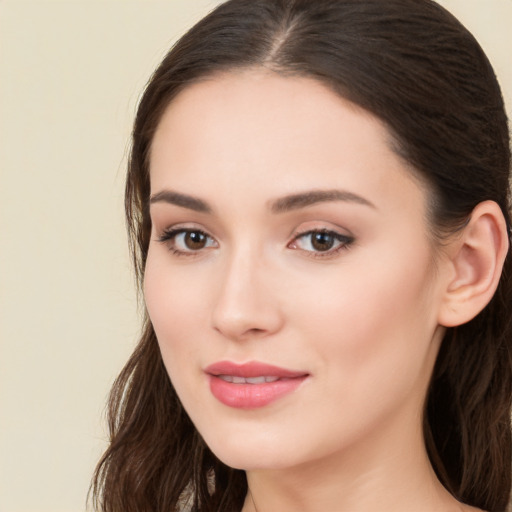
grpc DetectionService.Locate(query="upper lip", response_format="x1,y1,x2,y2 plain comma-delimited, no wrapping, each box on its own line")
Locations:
205,360,308,379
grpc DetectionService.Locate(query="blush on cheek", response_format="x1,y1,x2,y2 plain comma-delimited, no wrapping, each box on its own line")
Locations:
144,265,207,360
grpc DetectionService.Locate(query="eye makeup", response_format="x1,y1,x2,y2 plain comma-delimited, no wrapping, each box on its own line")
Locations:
156,225,354,260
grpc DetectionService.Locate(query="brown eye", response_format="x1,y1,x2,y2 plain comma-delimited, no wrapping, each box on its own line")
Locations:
311,232,335,251
184,231,207,250
290,229,354,256
158,228,217,254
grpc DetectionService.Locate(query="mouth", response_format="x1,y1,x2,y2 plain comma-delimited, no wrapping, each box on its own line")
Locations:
205,361,309,409
216,375,281,384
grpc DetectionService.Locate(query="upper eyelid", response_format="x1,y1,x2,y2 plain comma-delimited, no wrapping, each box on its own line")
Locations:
290,229,353,244
294,227,349,236
159,226,215,241
157,225,348,237
291,225,353,240
157,223,213,236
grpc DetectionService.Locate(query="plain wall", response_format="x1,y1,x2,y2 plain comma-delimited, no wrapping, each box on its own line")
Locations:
0,1,510,511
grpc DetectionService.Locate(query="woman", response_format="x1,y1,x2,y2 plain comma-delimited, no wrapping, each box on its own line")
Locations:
91,0,512,511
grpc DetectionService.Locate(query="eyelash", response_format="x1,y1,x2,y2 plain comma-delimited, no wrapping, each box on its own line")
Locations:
157,228,216,257
156,227,354,259
289,229,354,259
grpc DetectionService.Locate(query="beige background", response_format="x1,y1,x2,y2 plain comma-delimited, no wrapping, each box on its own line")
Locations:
0,1,510,511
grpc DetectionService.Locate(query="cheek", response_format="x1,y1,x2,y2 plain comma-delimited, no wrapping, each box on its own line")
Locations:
143,250,208,363
144,256,212,415
288,245,438,375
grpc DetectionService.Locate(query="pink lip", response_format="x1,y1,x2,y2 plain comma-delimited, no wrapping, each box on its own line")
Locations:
205,361,309,409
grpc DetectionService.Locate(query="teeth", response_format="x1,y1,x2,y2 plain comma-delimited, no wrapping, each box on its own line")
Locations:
218,375,280,384
246,376,267,384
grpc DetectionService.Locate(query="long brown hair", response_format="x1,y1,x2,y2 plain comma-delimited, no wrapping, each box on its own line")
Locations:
91,1,512,511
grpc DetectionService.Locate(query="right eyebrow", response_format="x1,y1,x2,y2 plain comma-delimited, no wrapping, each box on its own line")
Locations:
149,190,213,214
269,189,376,213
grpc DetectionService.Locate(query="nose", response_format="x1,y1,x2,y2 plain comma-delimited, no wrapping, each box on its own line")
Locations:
211,249,284,342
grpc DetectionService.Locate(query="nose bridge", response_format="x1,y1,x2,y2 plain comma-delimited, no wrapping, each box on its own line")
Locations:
211,241,283,340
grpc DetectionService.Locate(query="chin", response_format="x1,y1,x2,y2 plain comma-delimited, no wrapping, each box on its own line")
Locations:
213,448,296,472
201,427,311,471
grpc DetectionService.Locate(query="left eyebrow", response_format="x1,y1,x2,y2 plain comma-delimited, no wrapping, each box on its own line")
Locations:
269,189,376,213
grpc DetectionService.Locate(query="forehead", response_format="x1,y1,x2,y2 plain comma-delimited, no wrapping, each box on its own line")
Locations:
149,69,426,219
152,69,389,146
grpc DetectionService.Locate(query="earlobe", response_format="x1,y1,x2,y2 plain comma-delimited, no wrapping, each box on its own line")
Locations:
438,200,509,328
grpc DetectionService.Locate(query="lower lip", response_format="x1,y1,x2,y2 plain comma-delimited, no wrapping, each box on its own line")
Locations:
208,375,307,409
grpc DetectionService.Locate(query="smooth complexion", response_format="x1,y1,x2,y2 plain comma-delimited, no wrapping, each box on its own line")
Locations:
144,70,482,511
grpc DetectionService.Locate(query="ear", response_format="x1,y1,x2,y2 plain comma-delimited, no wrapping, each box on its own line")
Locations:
438,200,509,328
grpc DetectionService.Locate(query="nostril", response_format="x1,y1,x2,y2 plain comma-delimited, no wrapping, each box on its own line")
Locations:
247,327,265,335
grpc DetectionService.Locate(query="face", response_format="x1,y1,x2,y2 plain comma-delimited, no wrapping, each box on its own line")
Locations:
144,70,448,472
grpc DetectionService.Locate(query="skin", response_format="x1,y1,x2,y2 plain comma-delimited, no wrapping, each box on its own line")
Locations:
144,69,483,511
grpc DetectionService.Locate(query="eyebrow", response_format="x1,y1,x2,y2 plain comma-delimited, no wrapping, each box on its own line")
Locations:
269,189,376,213
149,190,212,213
149,188,375,214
